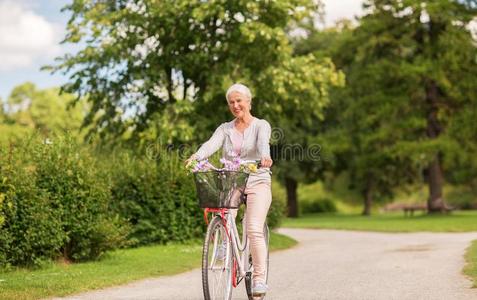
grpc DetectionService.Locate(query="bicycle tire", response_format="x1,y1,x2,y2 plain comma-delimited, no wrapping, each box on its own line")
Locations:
202,216,233,300
245,224,270,300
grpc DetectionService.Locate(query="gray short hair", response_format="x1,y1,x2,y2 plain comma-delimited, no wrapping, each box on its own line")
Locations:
226,83,252,102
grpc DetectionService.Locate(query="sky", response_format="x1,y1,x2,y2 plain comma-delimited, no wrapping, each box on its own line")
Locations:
0,0,364,101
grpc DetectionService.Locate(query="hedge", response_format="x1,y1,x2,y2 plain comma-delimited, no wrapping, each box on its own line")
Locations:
106,151,204,245
0,136,286,268
0,136,129,268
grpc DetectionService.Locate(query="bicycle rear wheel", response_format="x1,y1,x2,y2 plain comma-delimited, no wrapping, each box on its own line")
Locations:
245,224,269,300
202,216,233,300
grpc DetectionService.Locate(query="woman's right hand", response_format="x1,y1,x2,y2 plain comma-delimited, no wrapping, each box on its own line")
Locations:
185,154,198,168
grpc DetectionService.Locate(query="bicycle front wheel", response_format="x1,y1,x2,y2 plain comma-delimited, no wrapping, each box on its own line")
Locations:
202,216,233,300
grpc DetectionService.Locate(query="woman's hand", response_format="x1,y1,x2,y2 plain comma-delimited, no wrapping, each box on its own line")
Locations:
185,154,198,168
260,157,273,168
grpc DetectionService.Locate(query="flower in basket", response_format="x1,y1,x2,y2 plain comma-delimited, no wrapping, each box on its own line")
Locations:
220,157,241,171
220,156,258,174
246,163,258,173
238,162,258,173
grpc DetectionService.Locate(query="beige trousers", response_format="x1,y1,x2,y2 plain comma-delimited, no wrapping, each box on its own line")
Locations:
243,181,272,283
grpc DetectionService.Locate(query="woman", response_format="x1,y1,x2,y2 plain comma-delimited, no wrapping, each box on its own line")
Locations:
186,83,273,296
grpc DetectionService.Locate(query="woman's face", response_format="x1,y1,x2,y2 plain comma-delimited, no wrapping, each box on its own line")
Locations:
227,91,251,118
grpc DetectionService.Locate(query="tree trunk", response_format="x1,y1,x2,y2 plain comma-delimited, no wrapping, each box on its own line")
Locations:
427,156,444,212
362,179,373,216
425,80,445,213
285,177,298,218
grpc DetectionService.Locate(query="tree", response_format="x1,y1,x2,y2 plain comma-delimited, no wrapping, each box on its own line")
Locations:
355,0,477,213
1,82,85,142
47,0,322,142
293,0,477,214
316,0,477,214
48,0,346,218
252,55,344,217
0,97,4,123
292,24,408,216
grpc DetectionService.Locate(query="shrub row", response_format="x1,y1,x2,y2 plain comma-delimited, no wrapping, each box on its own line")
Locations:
301,198,337,214
106,151,285,245
105,151,204,246
0,136,286,268
0,136,129,268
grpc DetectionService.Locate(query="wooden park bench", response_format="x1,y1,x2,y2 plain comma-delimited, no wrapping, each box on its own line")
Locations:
402,204,427,216
403,202,454,216
383,201,455,216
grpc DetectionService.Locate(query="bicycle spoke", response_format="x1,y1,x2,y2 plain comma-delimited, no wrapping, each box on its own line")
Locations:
203,217,233,300
211,250,226,298
212,268,225,298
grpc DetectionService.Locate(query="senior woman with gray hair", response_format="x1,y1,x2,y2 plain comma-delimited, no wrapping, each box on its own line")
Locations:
186,83,273,296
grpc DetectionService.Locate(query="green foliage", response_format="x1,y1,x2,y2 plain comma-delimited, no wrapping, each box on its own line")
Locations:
31,136,129,261
301,198,337,214
464,239,477,288
46,0,345,219
268,181,287,229
0,232,294,300
445,186,477,210
298,177,363,214
0,123,32,145
283,211,477,232
49,0,320,141
294,0,477,213
97,144,288,243
106,150,204,245
0,136,129,268
0,82,86,144
0,145,64,268
0,242,203,300
0,133,287,268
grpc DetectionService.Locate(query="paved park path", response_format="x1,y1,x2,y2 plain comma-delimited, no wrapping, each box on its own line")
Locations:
51,228,477,300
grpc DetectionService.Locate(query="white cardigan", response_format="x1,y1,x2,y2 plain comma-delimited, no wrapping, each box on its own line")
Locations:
195,117,272,185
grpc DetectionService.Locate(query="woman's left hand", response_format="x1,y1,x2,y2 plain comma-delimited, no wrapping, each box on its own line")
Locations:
260,157,273,168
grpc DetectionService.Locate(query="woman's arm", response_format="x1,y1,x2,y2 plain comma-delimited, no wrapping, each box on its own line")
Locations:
257,120,273,167
194,124,226,160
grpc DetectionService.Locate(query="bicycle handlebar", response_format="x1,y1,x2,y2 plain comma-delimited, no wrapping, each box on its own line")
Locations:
239,159,262,168
194,159,263,171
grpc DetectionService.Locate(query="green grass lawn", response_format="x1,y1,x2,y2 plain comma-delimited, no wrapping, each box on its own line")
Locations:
283,211,477,232
465,240,477,288
0,232,296,300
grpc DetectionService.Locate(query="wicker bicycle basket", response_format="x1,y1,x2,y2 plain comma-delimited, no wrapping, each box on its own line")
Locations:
193,170,249,208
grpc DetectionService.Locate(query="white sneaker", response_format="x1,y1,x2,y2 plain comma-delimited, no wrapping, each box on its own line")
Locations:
252,281,268,296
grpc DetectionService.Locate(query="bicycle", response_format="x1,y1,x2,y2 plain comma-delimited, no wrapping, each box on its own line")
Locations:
193,162,270,300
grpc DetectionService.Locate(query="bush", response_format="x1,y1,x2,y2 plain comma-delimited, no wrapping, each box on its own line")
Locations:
0,145,64,268
268,181,286,229
0,136,129,268
446,186,477,210
107,151,204,245
301,198,337,214
0,135,287,268
31,136,129,261
108,150,287,243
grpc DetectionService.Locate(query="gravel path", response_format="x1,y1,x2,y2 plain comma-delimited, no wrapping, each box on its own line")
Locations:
51,229,477,300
